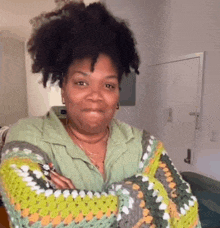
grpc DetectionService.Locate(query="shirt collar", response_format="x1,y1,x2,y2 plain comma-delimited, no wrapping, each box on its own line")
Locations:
41,108,135,158
42,108,72,145
109,118,134,145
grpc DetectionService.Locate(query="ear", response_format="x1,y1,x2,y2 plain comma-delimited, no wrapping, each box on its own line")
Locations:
61,87,65,104
61,85,64,96
61,76,67,95
61,81,66,99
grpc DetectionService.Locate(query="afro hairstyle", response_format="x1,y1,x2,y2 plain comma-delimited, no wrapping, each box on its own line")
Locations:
27,2,140,88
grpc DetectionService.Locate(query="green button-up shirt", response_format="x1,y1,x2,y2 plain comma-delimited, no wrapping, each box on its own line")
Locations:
6,109,144,191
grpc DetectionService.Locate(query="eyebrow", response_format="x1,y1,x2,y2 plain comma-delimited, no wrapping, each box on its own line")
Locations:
73,71,118,79
73,71,89,76
105,75,118,79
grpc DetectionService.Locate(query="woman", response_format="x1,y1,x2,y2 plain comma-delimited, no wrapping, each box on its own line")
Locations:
0,2,201,227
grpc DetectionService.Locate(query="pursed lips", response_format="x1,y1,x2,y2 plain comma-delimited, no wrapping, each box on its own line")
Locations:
82,108,104,112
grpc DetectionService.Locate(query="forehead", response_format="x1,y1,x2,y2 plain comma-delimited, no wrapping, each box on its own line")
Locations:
67,54,119,78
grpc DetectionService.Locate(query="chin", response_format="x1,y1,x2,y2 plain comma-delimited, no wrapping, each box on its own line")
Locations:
80,121,108,135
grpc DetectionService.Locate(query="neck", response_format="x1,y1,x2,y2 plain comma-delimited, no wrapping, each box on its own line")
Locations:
65,122,109,144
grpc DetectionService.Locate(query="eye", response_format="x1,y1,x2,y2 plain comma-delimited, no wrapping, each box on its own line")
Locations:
105,84,115,89
75,81,87,86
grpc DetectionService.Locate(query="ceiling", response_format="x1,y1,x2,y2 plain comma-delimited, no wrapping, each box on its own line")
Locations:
0,0,64,40
0,0,100,40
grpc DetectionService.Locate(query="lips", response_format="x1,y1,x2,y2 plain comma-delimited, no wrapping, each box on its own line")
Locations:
83,108,104,112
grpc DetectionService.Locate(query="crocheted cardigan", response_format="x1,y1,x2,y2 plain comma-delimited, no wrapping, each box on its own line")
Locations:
0,136,201,228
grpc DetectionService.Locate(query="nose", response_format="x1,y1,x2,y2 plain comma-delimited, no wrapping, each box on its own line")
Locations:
87,86,103,102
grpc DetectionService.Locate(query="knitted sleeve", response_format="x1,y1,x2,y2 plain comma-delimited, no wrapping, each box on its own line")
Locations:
0,138,201,228
0,141,119,227
110,132,201,227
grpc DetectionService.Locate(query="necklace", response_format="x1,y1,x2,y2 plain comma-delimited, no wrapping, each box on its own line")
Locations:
76,138,107,172
67,125,109,171
74,135,108,158
70,126,109,145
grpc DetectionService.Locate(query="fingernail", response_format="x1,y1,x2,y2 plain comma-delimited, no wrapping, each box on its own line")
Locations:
50,170,57,175
49,163,56,172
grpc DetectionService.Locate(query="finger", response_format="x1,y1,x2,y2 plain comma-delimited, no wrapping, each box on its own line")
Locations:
50,171,75,189
52,181,65,190
50,172,68,187
57,175,75,189
51,178,68,189
50,172,69,189
51,171,75,189
50,177,68,189
67,181,75,189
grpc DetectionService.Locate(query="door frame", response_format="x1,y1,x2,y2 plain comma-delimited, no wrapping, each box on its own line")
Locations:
148,52,205,166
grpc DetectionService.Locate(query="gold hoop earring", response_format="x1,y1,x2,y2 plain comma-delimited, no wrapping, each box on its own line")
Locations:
62,97,65,104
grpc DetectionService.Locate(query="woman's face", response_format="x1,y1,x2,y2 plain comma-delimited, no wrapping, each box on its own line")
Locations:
61,54,120,134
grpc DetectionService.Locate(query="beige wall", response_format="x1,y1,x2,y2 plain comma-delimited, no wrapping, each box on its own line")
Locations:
0,32,28,125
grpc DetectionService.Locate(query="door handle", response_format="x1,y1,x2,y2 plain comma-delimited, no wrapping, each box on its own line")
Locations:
184,149,191,164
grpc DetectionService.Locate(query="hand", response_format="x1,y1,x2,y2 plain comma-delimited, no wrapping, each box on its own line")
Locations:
50,170,75,189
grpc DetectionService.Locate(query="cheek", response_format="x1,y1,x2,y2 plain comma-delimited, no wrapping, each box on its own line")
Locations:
64,88,84,105
105,93,119,107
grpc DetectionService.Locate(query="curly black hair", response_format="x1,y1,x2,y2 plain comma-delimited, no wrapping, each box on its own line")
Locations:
27,2,140,88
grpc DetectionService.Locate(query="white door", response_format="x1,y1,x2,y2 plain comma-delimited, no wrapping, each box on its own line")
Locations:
146,53,204,172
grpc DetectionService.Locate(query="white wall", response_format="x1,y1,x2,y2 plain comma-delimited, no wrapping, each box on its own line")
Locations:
105,0,220,180
164,1,220,57
148,1,220,180
194,51,220,180
105,0,220,124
